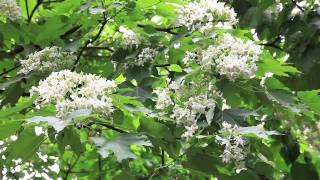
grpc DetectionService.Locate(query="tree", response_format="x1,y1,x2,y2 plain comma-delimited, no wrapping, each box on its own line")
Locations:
0,0,319,179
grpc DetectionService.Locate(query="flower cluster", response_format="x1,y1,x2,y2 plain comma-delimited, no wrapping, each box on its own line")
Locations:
135,48,158,66
30,70,117,119
119,26,140,49
0,0,20,20
153,79,219,138
153,88,173,110
18,46,76,74
183,33,262,80
216,122,247,172
174,0,238,33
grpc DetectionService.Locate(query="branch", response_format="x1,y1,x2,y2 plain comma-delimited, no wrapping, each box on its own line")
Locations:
161,149,165,166
73,8,125,69
25,0,30,20
63,154,81,180
154,64,170,67
86,46,114,52
60,25,82,39
137,24,179,35
94,121,129,133
291,0,305,12
28,0,42,23
0,65,21,77
28,0,65,22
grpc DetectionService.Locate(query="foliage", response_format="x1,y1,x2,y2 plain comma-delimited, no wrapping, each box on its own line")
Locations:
0,0,319,179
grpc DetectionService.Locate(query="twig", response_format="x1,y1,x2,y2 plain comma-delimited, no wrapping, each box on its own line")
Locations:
94,121,129,133
86,46,114,52
154,64,170,67
60,25,82,39
291,0,305,12
64,154,81,180
25,0,30,20
98,156,103,180
137,24,179,35
73,8,125,69
0,65,21,77
161,149,165,166
28,0,42,23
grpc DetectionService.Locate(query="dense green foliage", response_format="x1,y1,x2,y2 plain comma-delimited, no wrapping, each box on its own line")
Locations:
0,0,320,179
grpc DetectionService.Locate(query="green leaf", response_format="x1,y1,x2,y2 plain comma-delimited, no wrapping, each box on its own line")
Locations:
0,97,34,118
0,120,22,140
290,162,319,180
297,90,320,114
6,127,44,160
26,116,70,133
57,127,83,154
257,52,299,77
138,118,174,141
238,126,281,138
90,134,152,162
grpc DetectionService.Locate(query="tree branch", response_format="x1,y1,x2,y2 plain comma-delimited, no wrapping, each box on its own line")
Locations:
73,8,125,69
25,0,30,20
86,46,114,52
28,0,42,23
291,0,305,12
63,154,81,180
0,65,21,77
137,24,179,35
60,25,82,39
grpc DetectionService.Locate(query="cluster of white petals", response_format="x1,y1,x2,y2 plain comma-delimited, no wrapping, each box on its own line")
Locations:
183,33,262,80
153,79,218,138
175,0,238,33
216,122,247,172
0,0,20,20
119,26,140,48
30,70,117,119
135,47,158,66
18,46,76,74
153,88,173,110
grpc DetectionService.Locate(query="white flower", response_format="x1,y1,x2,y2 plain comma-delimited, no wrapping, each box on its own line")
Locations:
119,26,140,48
34,126,44,136
31,70,117,119
171,106,196,126
18,46,76,74
174,0,238,33
134,47,158,66
187,33,262,80
182,124,198,138
185,94,216,114
216,122,247,172
182,51,198,65
0,0,20,20
153,88,173,110
260,72,273,86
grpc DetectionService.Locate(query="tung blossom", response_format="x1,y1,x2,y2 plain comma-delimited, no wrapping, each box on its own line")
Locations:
30,70,117,119
0,0,20,20
175,0,238,33
18,46,76,74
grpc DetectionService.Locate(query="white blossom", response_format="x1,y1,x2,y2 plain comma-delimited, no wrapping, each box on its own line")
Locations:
30,70,117,119
182,51,198,65
216,122,247,172
0,0,20,20
174,0,238,33
119,26,140,48
18,46,76,74
135,47,158,66
184,33,262,81
153,88,173,110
